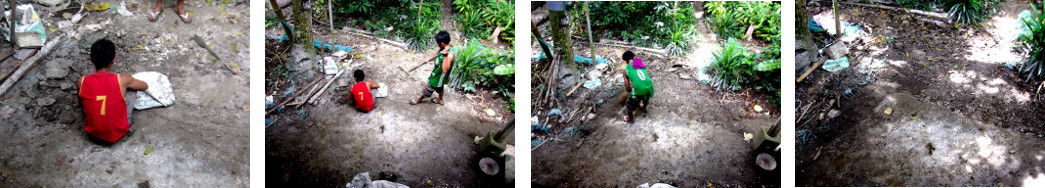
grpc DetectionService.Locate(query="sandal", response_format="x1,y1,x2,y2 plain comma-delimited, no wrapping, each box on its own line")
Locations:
409,98,422,105
431,98,443,105
176,7,192,24
147,9,163,22
622,115,634,123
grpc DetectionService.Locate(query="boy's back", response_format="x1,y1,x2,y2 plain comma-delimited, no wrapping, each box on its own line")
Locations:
79,72,130,142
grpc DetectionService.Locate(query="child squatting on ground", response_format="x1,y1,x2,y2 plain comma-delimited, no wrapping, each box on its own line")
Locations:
350,70,381,112
621,51,654,123
410,31,455,106
77,39,149,142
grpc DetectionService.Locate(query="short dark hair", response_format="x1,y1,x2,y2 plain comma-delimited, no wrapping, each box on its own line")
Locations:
435,31,451,45
622,51,634,61
91,39,116,69
353,69,365,82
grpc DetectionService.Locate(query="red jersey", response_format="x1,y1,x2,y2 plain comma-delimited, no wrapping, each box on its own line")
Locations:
78,72,129,142
351,82,374,112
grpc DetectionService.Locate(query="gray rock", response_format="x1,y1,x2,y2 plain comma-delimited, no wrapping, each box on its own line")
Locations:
59,110,79,123
36,97,56,106
0,105,15,119
824,42,849,60
13,49,35,60
44,60,70,79
60,82,73,90
34,0,64,6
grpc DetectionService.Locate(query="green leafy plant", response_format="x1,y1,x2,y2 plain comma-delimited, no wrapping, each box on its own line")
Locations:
707,38,754,91
948,0,986,26
705,1,780,43
1019,4,1045,81
447,39,515,96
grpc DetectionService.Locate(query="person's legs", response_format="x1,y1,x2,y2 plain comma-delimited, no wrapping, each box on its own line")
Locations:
412,85,436,105
125,91,137,125
433,87,444,105
624,95,639,122
175,0,190,23
148,0,163,21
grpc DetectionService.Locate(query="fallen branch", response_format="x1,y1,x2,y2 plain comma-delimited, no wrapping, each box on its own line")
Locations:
0,36,64,96
796,56,828,83
571,38,667,57
339,28,408,50
266,76,324,114
307,65,348,105
565,80,584,97
0,50,36,83
812,0,949,21
192,34,221,61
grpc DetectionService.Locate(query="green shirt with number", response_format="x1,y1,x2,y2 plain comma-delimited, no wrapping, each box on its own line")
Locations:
626,61,654,97
428,47,458,88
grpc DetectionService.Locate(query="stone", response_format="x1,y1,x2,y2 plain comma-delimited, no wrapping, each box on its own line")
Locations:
0,106,15,119
824,42,849,60
13,49,35,60
33,0,63,6
486,109,496,116
679,73,692,80
58,110,78,123
828,109,841,119
36,97,56,106
60,82,73,90
44,60,70,79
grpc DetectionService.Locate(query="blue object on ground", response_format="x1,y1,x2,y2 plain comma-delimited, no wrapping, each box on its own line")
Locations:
531,140,543,146
574,55,607,64
548,109,562,116
809,19,824,32
823,57,849,72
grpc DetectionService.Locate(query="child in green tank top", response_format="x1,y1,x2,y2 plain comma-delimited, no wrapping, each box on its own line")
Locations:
621,51,653,123
410,31,455,106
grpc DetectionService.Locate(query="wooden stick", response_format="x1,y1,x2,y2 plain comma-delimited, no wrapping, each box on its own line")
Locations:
796,57,828,83
565,80,584,97
307,66,347,104
813,0,948,21
0,49,37,83
0,49,17,67
266,76,324,114
0,36,63,96
192,34,221,61
571,39,667,56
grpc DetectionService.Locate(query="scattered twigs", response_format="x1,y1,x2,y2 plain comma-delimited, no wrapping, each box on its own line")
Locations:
797,57,828,83
0,35,64,96
266,76,324,114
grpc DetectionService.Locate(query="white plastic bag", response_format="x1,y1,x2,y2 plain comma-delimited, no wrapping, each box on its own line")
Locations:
3,4,46,47
131,72,175,110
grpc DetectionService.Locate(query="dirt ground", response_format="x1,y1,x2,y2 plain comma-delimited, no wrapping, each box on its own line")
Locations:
0,1,249,187
264,3,516,187
529,8,780,188
796,0,1045,186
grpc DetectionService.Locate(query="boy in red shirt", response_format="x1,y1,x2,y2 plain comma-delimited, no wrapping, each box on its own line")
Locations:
77,39,149,142
350,69,381,112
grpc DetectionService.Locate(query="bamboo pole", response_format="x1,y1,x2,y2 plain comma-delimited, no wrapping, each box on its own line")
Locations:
0,36,64,96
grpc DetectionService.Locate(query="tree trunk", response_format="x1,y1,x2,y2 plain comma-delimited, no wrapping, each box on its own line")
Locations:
832,0,840,37
269,0,294,42
585,2,593,58
796,0,819,73
548,2,573,66
292,0,314,53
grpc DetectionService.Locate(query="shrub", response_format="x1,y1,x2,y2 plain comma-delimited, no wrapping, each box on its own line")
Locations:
1019,4,1045,81
448,39,515,96
454,0,515,44
707,38,781,106
707,38,755,91
705,1,780,44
